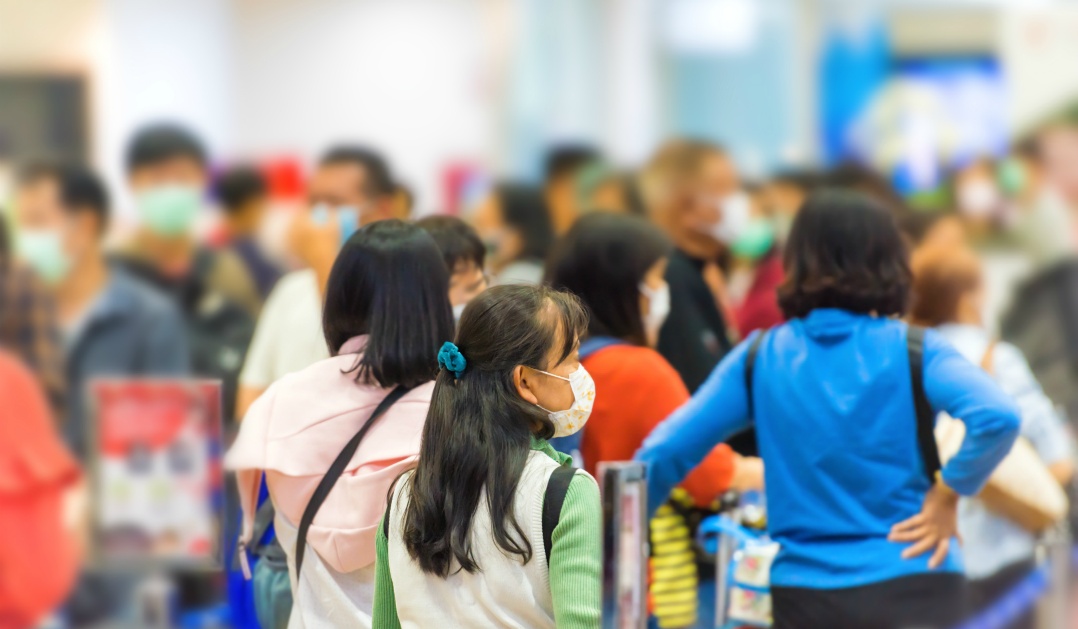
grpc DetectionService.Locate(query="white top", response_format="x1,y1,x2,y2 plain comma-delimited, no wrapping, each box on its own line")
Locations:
386,450,575,629
937,324,1075,579
275,510,377,629
239,269,329,389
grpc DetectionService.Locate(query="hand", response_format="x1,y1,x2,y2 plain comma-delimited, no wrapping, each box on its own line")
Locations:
888,481,960,569
729,455,765,492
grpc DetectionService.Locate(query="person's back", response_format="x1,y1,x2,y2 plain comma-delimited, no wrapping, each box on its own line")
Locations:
751,312,971,584
639,190,1021,629
374,285,602,629
385,443,579,628
226,220,453,628
234,350,435,627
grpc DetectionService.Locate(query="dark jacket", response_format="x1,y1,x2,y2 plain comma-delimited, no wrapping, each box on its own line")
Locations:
65,268,190,457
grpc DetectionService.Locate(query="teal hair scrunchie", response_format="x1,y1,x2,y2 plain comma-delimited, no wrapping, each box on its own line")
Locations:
438,341,467,378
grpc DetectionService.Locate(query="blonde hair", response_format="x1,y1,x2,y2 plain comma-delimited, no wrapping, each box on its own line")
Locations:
639,139,724,214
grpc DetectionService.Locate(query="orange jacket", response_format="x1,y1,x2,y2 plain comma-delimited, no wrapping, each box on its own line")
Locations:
581,344,735,507
0,351,81,629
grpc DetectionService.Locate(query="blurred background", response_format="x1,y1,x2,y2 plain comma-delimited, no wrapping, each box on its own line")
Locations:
5,0,1078,628
2,0,1077,214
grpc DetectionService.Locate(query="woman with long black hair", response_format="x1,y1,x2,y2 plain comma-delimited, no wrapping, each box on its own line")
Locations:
373,284,601,628
637,189,1021,629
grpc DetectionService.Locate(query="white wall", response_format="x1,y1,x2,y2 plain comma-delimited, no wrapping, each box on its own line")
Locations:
999,5,1078,134
229,0,495,212
95,0,233,217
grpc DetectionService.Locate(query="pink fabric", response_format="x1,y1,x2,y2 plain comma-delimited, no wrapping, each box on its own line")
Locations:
225,336,433,573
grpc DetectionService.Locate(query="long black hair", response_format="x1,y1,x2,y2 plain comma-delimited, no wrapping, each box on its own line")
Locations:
402,284,587,576
778,189,911,319
322,219,454,388
546,213,671,346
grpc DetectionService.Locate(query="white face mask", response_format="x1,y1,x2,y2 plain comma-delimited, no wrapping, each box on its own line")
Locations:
958,181,1000,218
639,281,671,340
533,364,596,437
704,191,752,244
452,302,467,324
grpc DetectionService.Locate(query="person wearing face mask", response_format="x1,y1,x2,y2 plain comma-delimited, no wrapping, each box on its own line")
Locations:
470,182,555,286
11,163,189,458
639,140,738,401
235,145,399,420
0,205,66,415
373,283,601,628
547,213,763,629
416,215,488,323
115,124,257,423
731,187,790,338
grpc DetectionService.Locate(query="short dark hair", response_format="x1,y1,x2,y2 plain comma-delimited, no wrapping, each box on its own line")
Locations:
214,166,267,215
547,213,671,345
496,183,555,262
126,123,207,173
403,284,587,576
19,162,110,233
319,145,396,198
322,219,453,388
544,144,601,182
778,189,911,319
415,215,485,273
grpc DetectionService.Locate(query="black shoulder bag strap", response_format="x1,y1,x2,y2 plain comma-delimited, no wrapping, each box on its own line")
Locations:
744,331,768,419
542,464,578,567
294,385,412,579
906,325,942,485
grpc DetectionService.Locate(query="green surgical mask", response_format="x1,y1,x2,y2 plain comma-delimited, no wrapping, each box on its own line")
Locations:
731,218,776,260
16,229,71,284
998,159,1027,197
136,185,202,236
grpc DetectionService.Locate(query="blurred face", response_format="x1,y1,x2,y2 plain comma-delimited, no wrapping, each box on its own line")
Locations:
448,260,487,309
668,153,741,259
589,178,628,214
128,156,208,238
13,177,98,283
128,156,207,194
471,192,523,269
308,162,375,220
955,162,1001,220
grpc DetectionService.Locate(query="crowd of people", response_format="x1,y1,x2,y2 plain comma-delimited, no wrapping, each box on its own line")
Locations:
2,118,1077,629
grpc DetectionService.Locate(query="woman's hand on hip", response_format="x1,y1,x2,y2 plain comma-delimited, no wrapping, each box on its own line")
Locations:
888,481,960,569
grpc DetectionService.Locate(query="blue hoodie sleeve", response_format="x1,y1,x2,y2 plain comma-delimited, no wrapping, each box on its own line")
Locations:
922,329,1021,496
635,334,756,516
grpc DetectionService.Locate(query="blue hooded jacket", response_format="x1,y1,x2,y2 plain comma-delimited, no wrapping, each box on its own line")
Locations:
637,309,1020,589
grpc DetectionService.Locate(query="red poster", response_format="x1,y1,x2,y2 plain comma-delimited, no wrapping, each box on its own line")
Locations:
89,379,223,568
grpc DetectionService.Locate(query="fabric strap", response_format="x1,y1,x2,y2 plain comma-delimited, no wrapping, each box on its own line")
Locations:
295,385,412,580
744,331,767,419
906,325,943,485
542,464,578,568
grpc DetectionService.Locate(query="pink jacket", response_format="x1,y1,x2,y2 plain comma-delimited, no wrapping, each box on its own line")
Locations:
225,336,434,573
